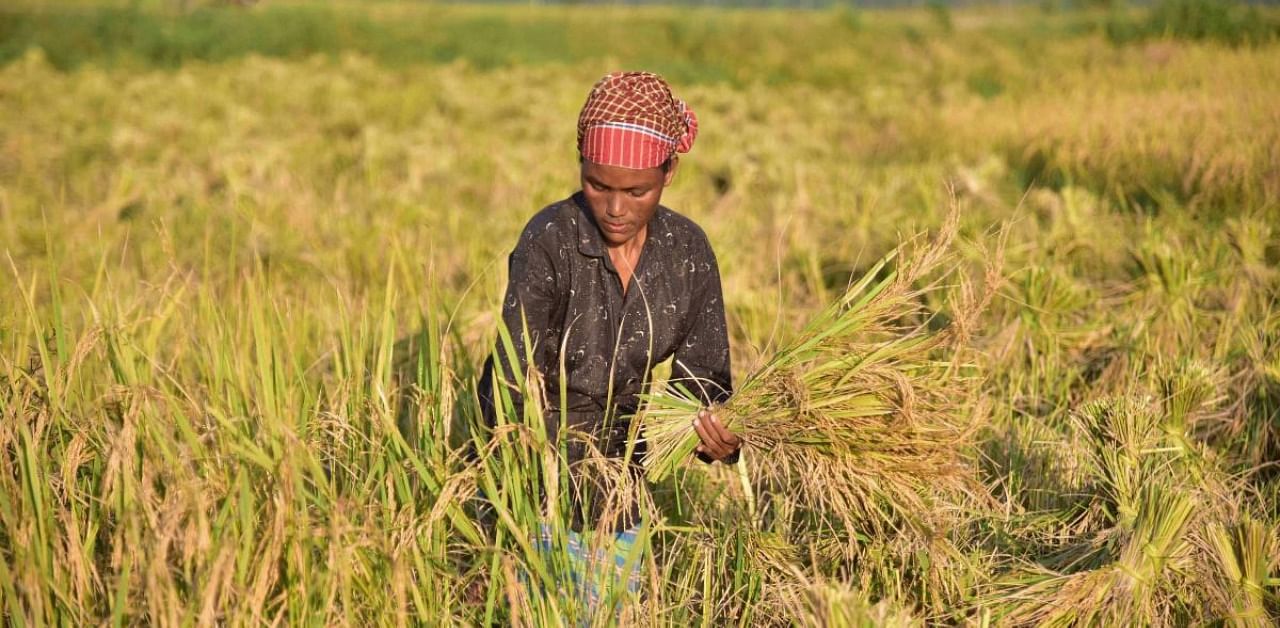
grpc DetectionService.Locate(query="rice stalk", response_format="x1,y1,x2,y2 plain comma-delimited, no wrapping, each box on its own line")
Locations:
641,202,999,541
784,576,920,628
1202,517,1280,627
982,394,1237,625
987,481,1198,627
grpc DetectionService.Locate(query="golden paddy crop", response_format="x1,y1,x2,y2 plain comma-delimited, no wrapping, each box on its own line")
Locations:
1,3,1278,625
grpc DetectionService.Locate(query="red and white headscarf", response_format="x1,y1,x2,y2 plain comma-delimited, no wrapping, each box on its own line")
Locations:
576,72,699,170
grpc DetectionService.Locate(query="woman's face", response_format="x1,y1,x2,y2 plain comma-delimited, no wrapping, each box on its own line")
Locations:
580,158,678,247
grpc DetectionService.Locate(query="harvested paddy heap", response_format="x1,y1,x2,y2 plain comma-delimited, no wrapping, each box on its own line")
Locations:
2,1,1279,625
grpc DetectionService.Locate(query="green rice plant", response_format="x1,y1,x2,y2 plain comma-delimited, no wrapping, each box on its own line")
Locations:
785,576,920,627
647,523,795,625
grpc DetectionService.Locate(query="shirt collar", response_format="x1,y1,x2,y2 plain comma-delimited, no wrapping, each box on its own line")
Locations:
572,192,607,259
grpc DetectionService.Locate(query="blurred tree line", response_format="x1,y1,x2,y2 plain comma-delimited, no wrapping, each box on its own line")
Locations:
0,0,1276,73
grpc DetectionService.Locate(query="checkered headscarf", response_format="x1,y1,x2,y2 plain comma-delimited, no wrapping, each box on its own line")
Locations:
576,72,699,170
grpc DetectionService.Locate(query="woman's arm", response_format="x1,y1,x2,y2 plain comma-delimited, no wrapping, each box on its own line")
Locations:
478,235,561,426
671,243,740,463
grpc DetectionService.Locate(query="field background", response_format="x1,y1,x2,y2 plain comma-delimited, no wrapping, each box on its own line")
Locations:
2,0,1279,625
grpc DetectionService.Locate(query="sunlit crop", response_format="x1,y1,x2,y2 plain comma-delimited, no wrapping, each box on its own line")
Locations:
2,2,1278,625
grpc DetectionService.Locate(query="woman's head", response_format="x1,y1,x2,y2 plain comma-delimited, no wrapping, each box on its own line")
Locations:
575,72,696,246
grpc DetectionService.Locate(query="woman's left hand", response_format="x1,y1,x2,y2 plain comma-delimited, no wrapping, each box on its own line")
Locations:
693,409,742,461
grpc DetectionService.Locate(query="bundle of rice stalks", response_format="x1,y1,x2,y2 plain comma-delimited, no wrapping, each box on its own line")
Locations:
987,481,1198,626
640,205,1001,539
984,394,1264,625
1201,517,1280,627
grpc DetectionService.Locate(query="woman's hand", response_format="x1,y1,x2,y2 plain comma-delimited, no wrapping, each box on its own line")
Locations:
693,409,742,462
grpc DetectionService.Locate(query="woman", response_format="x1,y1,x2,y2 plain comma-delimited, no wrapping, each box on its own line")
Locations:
478,71,742,614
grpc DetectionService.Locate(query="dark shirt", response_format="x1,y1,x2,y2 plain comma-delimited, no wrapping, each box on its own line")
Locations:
478,191,733,528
